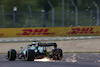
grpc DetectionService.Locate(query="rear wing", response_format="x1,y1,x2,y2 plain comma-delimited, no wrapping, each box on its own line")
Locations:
38,43,57,49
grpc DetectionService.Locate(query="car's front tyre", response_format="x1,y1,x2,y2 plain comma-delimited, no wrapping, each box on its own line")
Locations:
8,49,16,61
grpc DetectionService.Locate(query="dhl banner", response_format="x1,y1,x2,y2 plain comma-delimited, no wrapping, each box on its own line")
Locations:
0,26,100,37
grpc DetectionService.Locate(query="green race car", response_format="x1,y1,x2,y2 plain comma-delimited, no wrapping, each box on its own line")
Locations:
7,42,63,61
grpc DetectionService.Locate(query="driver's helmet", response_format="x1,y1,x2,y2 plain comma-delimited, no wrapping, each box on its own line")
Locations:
32,41,39,47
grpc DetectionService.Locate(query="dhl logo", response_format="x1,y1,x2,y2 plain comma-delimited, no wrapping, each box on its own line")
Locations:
16,29,55,35
0,34,4,36
66,28,99,34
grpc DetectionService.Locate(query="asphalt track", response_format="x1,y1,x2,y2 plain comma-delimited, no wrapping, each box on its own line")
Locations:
1,36,100,67
0,53,100,67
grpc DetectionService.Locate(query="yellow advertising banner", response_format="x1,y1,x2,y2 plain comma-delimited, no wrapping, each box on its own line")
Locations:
0,26,100,37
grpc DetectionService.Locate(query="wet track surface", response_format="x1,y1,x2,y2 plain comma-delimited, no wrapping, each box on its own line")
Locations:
0,53,100,67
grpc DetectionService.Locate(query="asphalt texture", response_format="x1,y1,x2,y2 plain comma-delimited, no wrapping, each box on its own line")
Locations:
0,36,100,67
0,53,100,67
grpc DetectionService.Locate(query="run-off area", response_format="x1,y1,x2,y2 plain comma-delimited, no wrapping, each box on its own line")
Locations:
0,39,100,53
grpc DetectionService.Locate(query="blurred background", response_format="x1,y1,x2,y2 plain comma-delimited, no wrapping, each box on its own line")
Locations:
0,0,99,28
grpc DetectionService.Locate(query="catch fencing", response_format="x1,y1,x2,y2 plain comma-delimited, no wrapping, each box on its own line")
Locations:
0,11,98,28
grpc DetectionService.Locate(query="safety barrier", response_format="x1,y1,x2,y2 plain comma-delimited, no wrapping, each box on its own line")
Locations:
0,26,100,37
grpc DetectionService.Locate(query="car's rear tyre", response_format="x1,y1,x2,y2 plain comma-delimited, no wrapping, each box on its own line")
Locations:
8,49,16,61
52,49,63,60
25,49,35,61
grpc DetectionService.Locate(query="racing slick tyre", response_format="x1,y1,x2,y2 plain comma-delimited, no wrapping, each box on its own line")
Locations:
8,49,16,61
25,49,35,61
52,49,63,60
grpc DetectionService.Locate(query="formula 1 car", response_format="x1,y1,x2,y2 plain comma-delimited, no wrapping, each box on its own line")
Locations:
7,42,63,61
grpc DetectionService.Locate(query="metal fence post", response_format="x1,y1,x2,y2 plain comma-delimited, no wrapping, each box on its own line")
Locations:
67,0,70,27
97,7,100,26
90,10,93,26
93,1,100,26
48,1,55,27
62,0,65,27
41,9,45,27
72,1,78,26
13,11,16,27
1,5,5,28
13,6,17,28
28,6,33,27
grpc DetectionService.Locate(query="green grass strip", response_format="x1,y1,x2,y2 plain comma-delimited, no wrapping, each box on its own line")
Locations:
0,53,7,54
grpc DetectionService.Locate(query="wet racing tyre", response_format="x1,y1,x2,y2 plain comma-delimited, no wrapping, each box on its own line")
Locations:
25,49,35,61
8,49,16,61
52,49,63,60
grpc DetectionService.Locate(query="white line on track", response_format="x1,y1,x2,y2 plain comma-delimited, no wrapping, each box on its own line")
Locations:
0,36,100,42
